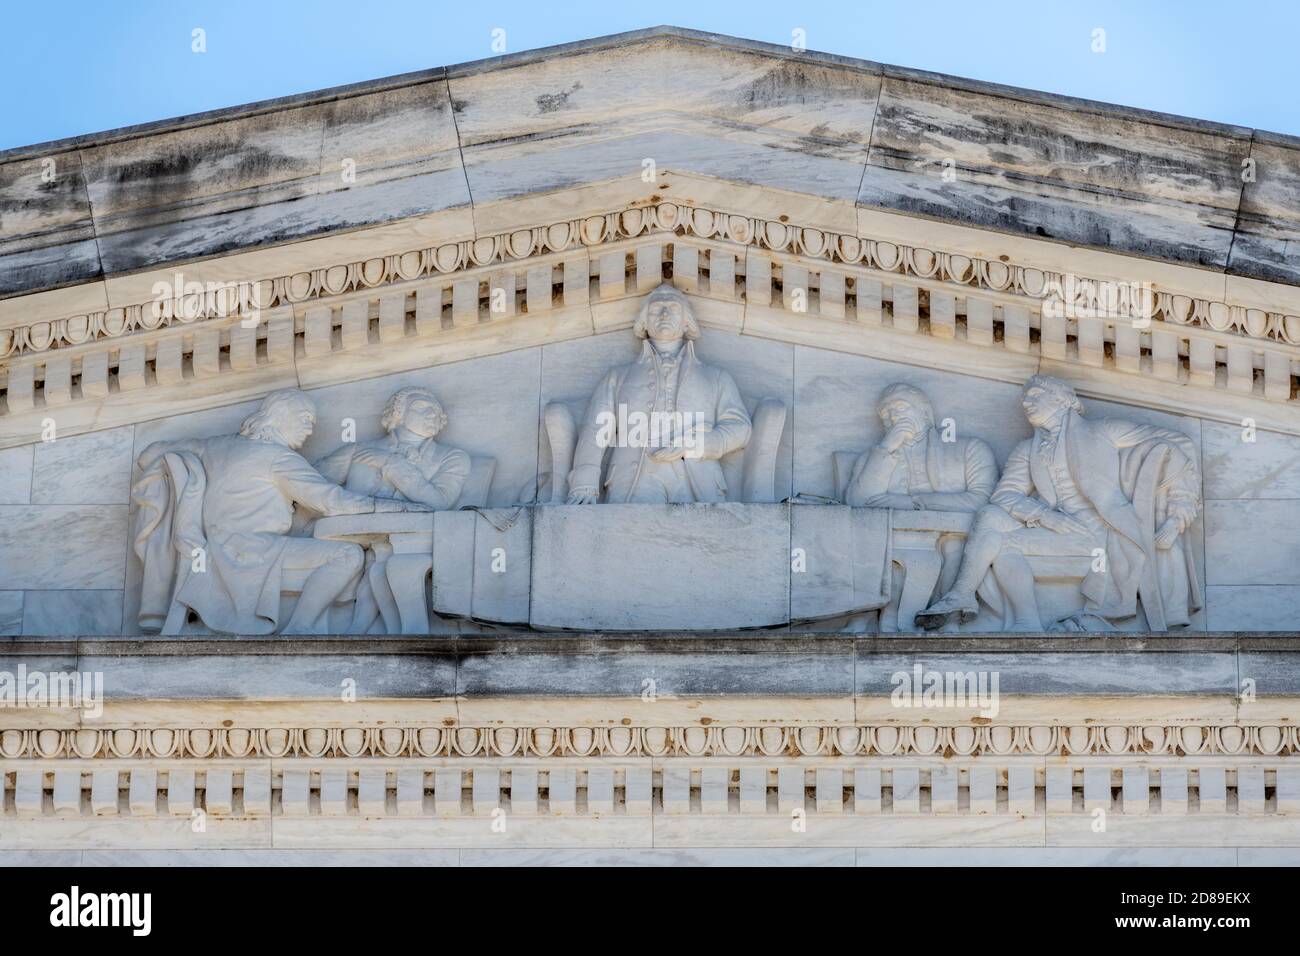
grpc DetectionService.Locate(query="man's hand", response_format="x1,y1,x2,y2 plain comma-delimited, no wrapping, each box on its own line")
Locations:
863,493,920,510
1039,510,1091,536
650,446,688,463
382,458,424,487
1155,518,1181,550
352,448,388,469
880,423,914,454
566,485,599,505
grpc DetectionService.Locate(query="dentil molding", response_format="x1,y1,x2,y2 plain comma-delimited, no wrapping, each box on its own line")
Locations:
2,199,1298,446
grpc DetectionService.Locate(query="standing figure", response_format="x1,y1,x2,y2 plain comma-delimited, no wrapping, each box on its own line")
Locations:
566,283,752,504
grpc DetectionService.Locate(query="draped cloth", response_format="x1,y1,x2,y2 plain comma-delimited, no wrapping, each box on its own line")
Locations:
132,450,207,634
1091,435,1202,629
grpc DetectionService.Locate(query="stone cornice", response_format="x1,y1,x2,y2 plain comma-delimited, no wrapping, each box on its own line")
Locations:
5,199,1300,357
1,197,1298,446
2,676,1294,846
1,637,1292,719
4,720,1299,850
4,26,1300,305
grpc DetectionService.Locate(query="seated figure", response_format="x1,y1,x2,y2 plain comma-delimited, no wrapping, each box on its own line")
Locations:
314,387,469,509
842,382,997,630
312,386,470,632
132,388,408,635
916,374,1202,632
566,283,753,504
844,382,997,512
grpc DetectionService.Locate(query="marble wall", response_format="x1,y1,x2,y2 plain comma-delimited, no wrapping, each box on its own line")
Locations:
0,329,1295,634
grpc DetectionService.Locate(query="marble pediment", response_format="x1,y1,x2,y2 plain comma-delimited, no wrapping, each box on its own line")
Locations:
3,29,1300,638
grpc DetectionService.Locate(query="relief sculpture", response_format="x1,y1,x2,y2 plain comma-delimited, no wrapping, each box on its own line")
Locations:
131,389,416,635
128,288,1203,636
838,382,998,632
566,283,754,504
309,387,474,634
916,374,1202,632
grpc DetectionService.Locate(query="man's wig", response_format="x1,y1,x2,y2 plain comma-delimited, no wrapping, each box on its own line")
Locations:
381,386,448,435
1022,374,1084,414
632,283,701,340
239,389,316,444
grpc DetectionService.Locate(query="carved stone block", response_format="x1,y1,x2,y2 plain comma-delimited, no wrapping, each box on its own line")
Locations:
529,502,791,630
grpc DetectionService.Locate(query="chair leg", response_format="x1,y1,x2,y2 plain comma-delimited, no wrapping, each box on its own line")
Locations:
386,554,433,634
887,549,943,633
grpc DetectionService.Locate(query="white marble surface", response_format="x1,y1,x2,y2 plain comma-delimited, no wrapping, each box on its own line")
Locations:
1205,500,1300,585
1203,420,1300,499
530,502,791,630
0,444,33,504
537,330,795,503
21,589,123,635
450,40,879,205
694,331,794,502
75,849,462,867
0,505,128,590
297,350,542,509
124,402,259,635
0,846,1281,867
790,505,890,621
791,347,1030,500
1206,585,1300,631
31,425,134,504
1238,849,1300,866
0,591,22,633
459,848,855,867
2,327,1293,634
853,847,1238,867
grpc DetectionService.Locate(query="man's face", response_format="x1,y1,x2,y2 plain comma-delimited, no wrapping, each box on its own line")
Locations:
282,406,316,449
645,297,688,343
1022,386,1064,427
401,397,442,438
880,396,926,439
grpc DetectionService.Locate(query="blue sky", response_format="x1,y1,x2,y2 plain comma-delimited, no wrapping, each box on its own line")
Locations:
3,0,1296,151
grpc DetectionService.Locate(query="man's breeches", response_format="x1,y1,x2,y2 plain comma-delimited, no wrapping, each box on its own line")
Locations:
970,504,1102,557
280,536,364,574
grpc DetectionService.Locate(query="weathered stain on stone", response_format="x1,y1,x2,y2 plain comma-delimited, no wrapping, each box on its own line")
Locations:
110,143,301,188
737,62,829,110
535,82,583,114
3,29,1300,297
